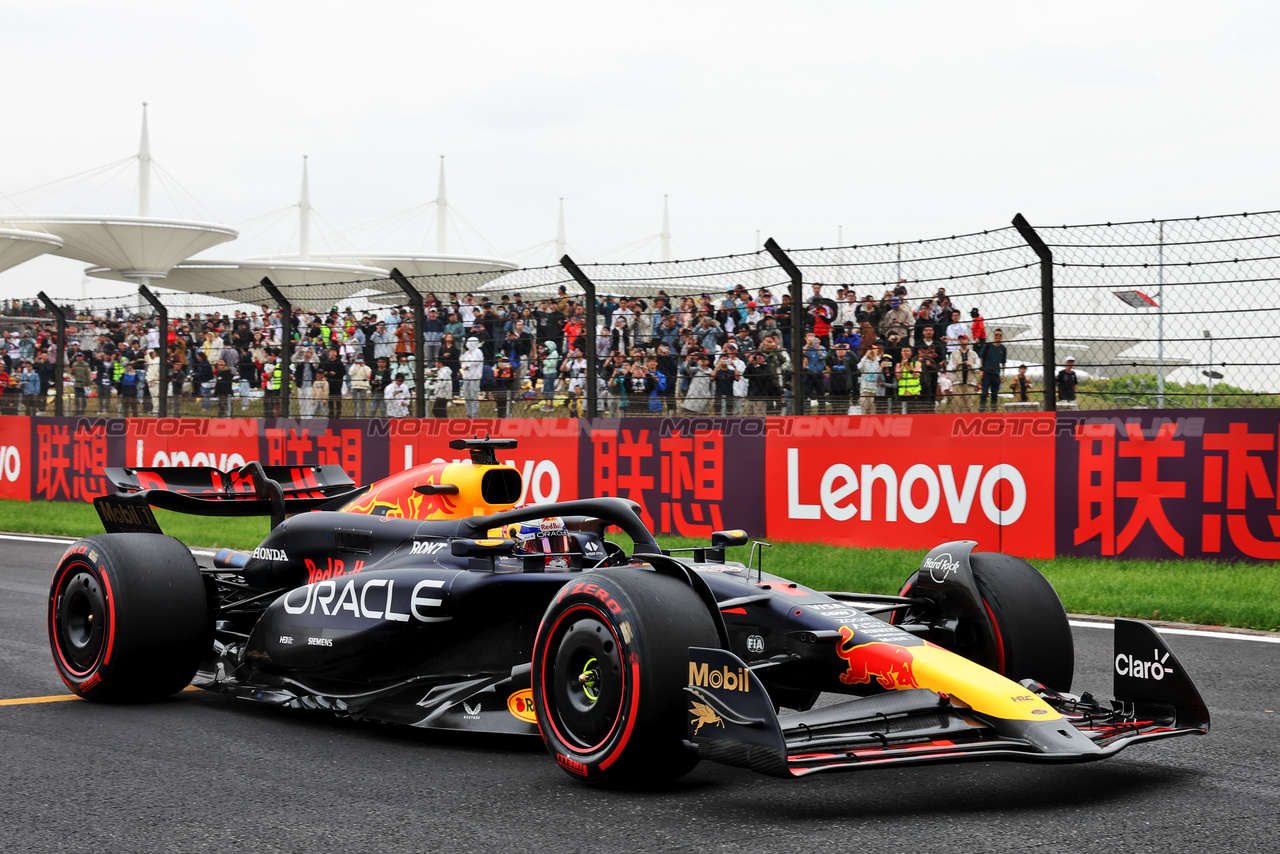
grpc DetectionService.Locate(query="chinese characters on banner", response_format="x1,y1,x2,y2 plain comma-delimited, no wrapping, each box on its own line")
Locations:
1057,412,1280,560
34,418,121,502
585,418,766,538
263,421,373,483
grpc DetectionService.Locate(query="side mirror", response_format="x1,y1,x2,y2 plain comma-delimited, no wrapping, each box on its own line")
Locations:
710,529,748,549
450,538,515,557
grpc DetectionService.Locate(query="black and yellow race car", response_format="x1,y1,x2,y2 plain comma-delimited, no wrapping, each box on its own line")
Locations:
49,437,1209,784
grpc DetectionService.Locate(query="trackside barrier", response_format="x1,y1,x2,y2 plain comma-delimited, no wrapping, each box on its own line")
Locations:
2,410,1277,561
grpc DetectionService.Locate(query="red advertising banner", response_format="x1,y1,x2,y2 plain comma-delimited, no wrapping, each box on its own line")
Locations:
764,414,1057,558
261,419,375,484
385,418,580,506
1055,410,1280,561
12,410,1280,562
0,416,31,501
31,417,123,503
583,418,768,538
126,418,260,472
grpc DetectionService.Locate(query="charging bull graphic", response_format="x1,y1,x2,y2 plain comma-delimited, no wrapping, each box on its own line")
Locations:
835,627,920,690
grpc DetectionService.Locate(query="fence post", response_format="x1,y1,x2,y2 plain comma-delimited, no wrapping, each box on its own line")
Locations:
559,255,598,418
138,285,168,418
261,277,292,419
764,238,804,416
36,291,66,417
389,268,426,418
1011,214,1057,412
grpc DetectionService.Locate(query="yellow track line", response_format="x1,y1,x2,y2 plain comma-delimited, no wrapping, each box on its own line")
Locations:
0,685,202,706
0,694,79,706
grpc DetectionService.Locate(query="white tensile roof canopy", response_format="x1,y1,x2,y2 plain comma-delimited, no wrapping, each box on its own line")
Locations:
1,214,237,279
86,259,390,312
0,227,64,274
0,110,531,308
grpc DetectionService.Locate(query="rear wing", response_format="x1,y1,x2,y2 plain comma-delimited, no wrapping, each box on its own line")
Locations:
94,462,362,534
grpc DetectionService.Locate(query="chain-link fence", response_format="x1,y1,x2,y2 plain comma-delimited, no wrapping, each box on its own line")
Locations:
3,208,1276,418
1036,211,1279,409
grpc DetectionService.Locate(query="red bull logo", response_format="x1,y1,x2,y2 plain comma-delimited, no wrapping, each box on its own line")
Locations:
507,689,537,723
835,627,919,690
340,463,460,520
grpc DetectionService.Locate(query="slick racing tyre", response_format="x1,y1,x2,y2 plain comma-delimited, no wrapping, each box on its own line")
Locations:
896,552,1074,692
49,534,211,702
533,569,719,785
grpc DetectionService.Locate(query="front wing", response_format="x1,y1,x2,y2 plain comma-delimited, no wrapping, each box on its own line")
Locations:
686,619,1210,778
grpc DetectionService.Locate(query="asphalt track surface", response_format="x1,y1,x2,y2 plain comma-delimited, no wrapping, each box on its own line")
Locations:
1,535,1276,854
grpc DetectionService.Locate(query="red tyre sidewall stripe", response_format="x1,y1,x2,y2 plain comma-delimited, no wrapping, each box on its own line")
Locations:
597,653,641,772
536,602,637,770
982,598,1005,674
49,560,80,690
99,567,116,666
49,559,113,682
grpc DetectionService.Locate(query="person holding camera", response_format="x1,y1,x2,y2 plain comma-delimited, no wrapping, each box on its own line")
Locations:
681,352,713,414
876,354,897,415
493,355,516,418
712,351,739,416
431,357,452,419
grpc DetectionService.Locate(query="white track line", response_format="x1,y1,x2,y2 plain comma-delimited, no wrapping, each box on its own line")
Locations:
1068,618,1280,644
0,534,74,545
4,533,1276,642
0,533,218,557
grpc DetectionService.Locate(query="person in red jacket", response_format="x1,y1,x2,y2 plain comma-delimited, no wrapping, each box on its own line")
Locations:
969,307,987,345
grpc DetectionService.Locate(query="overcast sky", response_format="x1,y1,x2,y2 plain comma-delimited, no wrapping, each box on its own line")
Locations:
3,1,1279,300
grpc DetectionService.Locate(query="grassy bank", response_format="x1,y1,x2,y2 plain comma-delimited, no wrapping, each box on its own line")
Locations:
4,499,1276,631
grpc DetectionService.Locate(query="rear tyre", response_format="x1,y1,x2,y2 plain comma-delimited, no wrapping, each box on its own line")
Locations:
49,534,211,702
896,552,1074,692
533,569,719,785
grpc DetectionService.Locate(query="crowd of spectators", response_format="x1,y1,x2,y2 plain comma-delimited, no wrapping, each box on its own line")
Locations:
1,282,1022,418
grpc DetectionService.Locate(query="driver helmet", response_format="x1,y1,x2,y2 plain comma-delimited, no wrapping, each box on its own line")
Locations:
510,516,574,561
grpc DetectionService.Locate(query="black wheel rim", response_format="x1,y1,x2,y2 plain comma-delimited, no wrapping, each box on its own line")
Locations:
55,570,106,674
545,608,624,751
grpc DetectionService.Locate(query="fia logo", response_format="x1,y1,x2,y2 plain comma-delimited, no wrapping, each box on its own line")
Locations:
746,635,765,654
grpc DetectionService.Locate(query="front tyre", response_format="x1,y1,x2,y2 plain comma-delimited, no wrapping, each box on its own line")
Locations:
967,551,1074,692
895,551,1074,692
49,534,211,702
533,569,719,785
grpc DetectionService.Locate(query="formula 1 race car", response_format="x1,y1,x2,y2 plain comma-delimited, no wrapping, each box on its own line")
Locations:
49,437,1210,784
